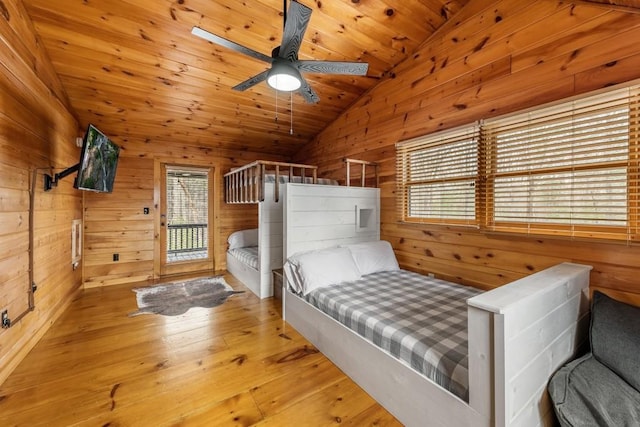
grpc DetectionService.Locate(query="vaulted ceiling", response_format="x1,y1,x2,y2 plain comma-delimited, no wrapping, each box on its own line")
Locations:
22,0,640,159
21,0,469,158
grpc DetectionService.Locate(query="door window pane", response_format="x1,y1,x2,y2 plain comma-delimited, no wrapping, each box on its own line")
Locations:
166,167,209,262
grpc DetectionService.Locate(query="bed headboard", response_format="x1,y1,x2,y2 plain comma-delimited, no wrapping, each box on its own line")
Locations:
283,183,380,259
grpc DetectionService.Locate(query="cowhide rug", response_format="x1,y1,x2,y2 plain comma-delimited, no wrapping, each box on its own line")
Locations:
129,276,243,317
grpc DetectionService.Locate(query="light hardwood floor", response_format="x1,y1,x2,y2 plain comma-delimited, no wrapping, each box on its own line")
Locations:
0,273,401,426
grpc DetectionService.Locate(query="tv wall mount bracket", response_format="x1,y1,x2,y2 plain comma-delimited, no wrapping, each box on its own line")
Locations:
44,164,79,191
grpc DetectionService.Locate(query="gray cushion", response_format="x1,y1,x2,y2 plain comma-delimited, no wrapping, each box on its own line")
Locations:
590,291,640,392
549,353,640,427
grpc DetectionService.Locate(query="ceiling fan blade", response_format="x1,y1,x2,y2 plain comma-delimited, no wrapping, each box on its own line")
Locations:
279,1,312,61
192,26,273,64
298,77,319,104
297,60,369,75
233,70,270,91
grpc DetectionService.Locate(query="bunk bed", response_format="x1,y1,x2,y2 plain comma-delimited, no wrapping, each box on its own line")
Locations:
224,160,353,298
281,182,592,427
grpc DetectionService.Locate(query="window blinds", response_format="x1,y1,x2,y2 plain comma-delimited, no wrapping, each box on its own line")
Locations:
396,124,479,225
483,86,640,240
395,83,640,242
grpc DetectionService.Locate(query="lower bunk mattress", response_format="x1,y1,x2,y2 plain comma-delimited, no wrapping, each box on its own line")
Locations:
227,246,259,269
303,269,482,401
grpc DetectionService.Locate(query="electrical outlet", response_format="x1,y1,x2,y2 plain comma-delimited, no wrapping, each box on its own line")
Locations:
143,207,150,215
113,253,119,262
1,310,10,329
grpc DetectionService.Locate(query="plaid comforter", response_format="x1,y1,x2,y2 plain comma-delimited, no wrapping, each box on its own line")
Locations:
228,246,259,269
304,269,482,401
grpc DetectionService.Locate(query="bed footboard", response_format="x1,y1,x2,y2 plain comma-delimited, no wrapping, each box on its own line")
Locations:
467,262,592,427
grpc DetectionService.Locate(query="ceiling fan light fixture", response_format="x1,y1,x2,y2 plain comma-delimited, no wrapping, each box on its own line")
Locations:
267,61,302,91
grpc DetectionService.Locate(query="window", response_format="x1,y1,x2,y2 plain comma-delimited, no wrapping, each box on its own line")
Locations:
396,83,640,242
484,87,639,240
165,167,209,262
396,125,479,226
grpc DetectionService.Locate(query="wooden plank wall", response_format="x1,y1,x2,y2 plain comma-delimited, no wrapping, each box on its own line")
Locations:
294,0,640,305
0,0,82,383
82,157,156,287
82,148,285,287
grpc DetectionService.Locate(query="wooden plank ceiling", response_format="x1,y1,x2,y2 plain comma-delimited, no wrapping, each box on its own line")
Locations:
21,0,468,158
21,0,640,158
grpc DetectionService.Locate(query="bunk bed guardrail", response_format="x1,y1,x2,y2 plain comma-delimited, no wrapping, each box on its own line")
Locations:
224,160,318,204
344,158,378,188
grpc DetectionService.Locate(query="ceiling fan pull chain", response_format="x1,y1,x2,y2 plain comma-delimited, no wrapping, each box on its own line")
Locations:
290,92,294,135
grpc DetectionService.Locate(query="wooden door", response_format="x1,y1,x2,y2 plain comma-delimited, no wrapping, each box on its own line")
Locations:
160,164,215,277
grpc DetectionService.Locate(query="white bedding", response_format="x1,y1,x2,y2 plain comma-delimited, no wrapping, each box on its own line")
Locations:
284,240,399,295
227,228,258,249
284,246,361,295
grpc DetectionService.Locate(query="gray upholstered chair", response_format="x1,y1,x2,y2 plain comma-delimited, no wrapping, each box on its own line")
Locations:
548,291,640,426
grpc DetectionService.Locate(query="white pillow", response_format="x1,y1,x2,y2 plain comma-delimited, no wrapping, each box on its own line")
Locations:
227,228,258,249
344,240,399,275
286,246,361,295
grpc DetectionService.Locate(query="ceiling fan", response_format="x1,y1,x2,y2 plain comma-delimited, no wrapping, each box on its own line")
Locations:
191,0,369,104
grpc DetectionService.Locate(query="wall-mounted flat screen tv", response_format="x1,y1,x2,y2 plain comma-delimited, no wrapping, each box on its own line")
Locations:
74,124,120,193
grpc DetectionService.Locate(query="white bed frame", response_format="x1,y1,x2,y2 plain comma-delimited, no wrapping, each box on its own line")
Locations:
282,183,592,427
226,181,284,299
